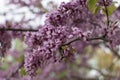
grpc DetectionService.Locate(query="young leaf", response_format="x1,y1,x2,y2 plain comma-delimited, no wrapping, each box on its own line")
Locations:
87,0,98,13
107,4,117,16
102,4,117,16
19,67,26,76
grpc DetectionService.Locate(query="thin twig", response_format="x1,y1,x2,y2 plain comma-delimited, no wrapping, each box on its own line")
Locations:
0,28,38,32
63,35,108,46
63,37,81,46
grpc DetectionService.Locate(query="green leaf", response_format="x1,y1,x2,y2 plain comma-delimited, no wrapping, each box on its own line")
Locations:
87,0,98,13
19,67,26,76
102,4,117,16
107,4,117,16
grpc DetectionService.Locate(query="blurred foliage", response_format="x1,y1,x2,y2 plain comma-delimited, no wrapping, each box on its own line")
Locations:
11,39,27,51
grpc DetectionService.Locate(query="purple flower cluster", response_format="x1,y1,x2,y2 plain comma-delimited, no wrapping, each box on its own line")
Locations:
24,52,44,76
24,25,68,75
46,0,88,26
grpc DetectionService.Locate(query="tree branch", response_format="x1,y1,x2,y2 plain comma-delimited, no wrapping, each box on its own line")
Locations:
0,28,38,32
63,35,108,46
